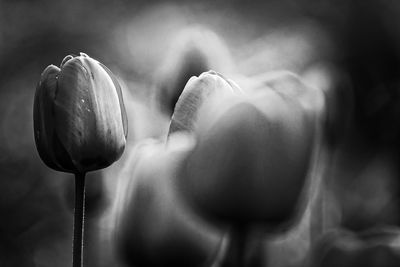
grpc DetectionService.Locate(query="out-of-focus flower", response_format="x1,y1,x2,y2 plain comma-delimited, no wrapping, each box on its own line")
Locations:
247,70,325,117
153,26,233,116
177,75,319,227
308,227,400,267
33,53,128,173
113,134,223,267
301,63,353,147
169,70,242,135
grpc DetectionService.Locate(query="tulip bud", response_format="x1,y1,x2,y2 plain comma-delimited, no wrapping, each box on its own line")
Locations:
308,228,400,267
169,70,242,135
33,53,128,173
178,86,317,227
113,134,222,267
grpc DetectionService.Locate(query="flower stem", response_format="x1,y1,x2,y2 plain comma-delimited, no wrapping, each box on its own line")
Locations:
220,226,265,267
73,172,86,267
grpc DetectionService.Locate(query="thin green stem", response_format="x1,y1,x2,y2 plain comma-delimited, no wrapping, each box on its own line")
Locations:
73,172,86,267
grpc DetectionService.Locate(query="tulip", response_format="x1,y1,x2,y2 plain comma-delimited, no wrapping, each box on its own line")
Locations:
169,70,242,135
113,134,222,267
308,227,400,267
174,72,321,267
34,52,127,173
179,92,316,226
33,53,127,267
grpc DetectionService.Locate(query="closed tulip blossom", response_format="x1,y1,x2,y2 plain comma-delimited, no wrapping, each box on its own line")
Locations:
174,72,322,267
34,53,127,172
169,70,242,135
33,53,127,267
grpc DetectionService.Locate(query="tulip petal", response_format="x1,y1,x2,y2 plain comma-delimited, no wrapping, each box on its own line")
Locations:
98,62,128,138
169,76,211,134
55,56,126,172
81,56,126,159
34,65,60,170
34,65,67,171
60,55,74,67
169,71,240,135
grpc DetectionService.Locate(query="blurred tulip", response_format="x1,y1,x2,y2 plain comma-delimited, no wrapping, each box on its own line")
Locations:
248,70,325,117
169,70,242,135
33,52,128,173
174,72,321,267
178,87,317,227
153,26,233,116
308,227,400,267
113,134,223,267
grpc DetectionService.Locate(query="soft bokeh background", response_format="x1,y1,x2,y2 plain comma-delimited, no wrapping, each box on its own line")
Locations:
3,0,400,266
